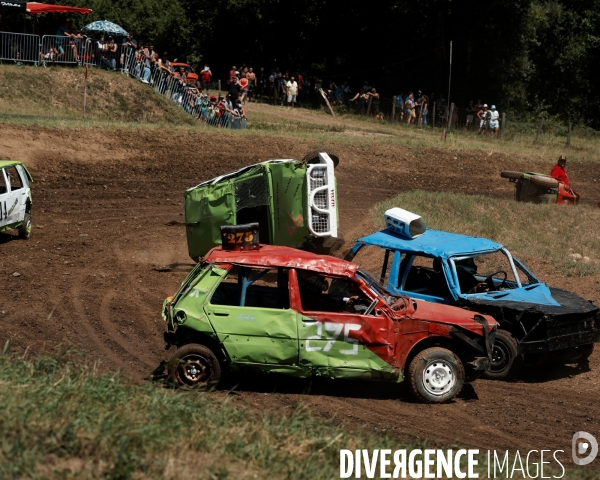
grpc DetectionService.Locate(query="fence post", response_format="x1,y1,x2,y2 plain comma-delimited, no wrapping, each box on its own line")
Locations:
319,88,335,116
534,117,544,144
366,95,373,116
500,112,506,139
448,103,455,131
432,102,436,128
392,99,396,122
218,80,221,98
567,121,572,148
83,65,88,118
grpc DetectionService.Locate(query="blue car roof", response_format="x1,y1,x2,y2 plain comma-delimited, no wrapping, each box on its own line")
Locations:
357,228,503,259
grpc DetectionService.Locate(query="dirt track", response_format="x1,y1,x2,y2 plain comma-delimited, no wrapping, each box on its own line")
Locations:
2,123,600,460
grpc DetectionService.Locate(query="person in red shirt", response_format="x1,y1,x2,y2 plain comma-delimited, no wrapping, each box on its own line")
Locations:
550,155,570,185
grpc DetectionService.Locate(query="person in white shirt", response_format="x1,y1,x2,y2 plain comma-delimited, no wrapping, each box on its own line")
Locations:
488,105,500,137
286,76,298,108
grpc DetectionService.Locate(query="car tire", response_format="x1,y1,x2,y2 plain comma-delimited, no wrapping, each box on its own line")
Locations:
302,149,340,167
573,343,594,364
18,213,32,239
167,343,221,390
529,175,559,188
407,347,465,403
500,171,522,180
482,330,522,380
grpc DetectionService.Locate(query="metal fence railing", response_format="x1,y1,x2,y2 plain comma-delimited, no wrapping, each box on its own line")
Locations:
39,35,90,66
0,31,40,65
121,50,247,129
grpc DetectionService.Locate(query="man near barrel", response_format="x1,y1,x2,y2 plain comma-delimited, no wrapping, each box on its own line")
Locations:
551,155,580,202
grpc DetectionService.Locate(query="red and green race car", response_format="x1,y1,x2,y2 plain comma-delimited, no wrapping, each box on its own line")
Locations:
163,226,498,403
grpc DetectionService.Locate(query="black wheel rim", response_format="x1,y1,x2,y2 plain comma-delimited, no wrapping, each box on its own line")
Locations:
490,340,511,372
176,354,212,387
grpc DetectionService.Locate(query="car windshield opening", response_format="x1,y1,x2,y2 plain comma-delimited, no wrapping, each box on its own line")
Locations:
452,250,519,294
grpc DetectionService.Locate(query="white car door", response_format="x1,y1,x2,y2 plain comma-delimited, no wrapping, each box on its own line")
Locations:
2,165,26,226
0,168,10,229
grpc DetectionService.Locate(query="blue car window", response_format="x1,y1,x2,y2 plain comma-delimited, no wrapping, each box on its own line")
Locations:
400,255,452,299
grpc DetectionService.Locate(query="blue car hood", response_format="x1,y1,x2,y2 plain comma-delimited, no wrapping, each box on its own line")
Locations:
461,283,560,307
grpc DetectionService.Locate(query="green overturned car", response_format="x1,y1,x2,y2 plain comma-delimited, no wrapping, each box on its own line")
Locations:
184,151,340,260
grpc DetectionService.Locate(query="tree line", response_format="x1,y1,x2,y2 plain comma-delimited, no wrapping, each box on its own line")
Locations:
62,0,600,127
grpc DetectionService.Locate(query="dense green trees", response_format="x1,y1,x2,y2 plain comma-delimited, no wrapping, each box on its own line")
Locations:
63,0,599,125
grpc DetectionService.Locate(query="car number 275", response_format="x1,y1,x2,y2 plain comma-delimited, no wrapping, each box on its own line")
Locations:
305,322,361,355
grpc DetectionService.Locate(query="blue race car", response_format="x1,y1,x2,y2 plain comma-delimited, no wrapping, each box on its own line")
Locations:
346,210,600,379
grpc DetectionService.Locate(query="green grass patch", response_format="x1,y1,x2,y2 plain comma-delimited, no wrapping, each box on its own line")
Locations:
0,348,420,479
0,348,595,479
372,191,600,277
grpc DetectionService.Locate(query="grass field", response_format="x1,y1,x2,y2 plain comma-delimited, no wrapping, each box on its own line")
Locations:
0,348,427,479
1,348,593,480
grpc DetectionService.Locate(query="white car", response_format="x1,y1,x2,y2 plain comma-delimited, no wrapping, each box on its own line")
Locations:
0,160,33,239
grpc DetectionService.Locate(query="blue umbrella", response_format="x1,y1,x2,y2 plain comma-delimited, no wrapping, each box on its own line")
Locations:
81,20,129,37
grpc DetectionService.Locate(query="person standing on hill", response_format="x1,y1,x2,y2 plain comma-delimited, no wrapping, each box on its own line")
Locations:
201,64,212,92
477,104,489,134
405,92,415,125
286,75,298,108
488,105,500,137
466,100,475,129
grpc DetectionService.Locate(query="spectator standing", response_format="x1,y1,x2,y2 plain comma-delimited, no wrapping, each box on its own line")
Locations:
268,69,276,102
144,45,157,83
280,72,289,106
228,66,237,84
104,36,117,70
55,22,69,59
286,75,298,108
415,90,425,122
369,88,380,114
246,67,256,102
405,92,415,125
394,92,404,121
465,100,475,129
256,67,265,102
488,105,500,137
201,64,212,92
420,95,429,127
239,75,249,104
228,76,241,104
120,33,138,71
477,104,489,134
313,76,322,109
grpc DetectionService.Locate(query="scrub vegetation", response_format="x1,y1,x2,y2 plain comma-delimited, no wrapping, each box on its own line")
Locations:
0,65,194,125
372,191,600,277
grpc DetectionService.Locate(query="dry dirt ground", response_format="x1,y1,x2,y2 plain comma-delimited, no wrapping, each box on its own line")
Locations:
2,123,600,461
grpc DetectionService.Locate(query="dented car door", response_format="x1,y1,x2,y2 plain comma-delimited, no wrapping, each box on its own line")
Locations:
205,265,299,367
290,269,398,380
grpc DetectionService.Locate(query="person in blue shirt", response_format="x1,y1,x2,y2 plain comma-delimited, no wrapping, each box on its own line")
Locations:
394,93,404,121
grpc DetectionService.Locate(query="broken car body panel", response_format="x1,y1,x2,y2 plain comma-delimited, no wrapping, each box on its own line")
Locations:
164,245,497,383
0,160,33,234
184,155,338,261
348,227,600,355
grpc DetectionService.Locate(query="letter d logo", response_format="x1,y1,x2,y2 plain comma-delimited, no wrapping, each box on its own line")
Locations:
573,431,598,466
